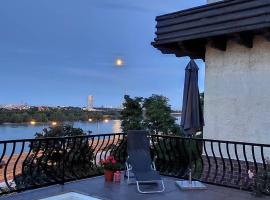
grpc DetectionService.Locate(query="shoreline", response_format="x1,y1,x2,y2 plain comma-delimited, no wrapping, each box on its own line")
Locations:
0,120,120,126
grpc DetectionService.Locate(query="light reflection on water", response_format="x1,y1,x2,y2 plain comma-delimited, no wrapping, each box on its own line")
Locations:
0,118,181,154
0,120,122,141
0,120,122,154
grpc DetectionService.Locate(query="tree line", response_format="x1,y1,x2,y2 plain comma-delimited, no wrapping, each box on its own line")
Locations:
0,107,120,124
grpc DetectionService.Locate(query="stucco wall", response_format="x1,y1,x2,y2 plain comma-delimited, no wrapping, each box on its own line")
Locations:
204,36,270,161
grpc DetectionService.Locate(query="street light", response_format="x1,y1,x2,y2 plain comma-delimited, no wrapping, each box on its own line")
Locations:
30,120,36,125
88,118,93,122
52,121,57,126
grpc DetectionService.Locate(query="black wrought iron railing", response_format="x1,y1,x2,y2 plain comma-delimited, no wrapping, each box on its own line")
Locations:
0,133,127,195
151,135,270,190
0,133,269,195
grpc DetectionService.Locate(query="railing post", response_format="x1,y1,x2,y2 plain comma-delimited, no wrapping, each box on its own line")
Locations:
61,137,65,185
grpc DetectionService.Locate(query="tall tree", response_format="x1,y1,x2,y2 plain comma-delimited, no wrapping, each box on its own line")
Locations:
16,125,95,188
200,92,204,112
120,95,143,132
143,95,180,135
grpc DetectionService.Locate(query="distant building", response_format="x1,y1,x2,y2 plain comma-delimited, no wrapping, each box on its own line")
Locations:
87,95,94,111
0,104,30,110
38,106,50,111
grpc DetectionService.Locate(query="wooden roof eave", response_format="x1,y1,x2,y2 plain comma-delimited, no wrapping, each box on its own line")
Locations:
152,0,270,60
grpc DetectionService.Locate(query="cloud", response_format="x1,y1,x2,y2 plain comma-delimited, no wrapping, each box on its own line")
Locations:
91,0,180,14
64,67,115,81
91,0,205,15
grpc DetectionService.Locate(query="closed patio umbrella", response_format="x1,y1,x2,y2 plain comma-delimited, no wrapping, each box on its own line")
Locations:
181,59,204,135
176,59,206,190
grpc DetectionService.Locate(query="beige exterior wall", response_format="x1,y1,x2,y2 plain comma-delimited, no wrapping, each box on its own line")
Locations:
203,36,270,160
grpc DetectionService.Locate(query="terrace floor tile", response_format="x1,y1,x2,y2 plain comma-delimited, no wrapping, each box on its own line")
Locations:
0,176,267,200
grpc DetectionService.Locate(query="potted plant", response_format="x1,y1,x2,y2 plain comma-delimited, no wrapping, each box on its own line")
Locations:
100,156,120,182
249,157,270,197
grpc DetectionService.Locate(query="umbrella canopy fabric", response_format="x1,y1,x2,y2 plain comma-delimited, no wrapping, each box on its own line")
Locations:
180,60,204,136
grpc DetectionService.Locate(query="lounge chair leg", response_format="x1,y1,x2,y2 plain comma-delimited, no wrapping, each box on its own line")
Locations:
136,180,165,194
127,170,130,184
125,162,136,184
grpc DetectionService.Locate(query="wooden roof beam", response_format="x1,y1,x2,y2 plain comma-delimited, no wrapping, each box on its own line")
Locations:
178,41,205,60
154,43,187,58
231,32,254,48
208,36,227,51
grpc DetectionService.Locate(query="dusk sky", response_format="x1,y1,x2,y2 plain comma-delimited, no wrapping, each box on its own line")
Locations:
0,0,206,109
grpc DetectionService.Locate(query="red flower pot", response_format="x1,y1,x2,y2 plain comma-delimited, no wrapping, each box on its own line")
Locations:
104,170,114,182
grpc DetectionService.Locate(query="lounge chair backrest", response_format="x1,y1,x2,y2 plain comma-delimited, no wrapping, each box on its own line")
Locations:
127,130,152,171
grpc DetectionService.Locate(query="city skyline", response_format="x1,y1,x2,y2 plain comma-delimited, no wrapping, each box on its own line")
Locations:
0,0,205,109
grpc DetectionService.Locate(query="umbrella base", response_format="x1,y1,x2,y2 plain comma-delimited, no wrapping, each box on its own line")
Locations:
176,180,207,190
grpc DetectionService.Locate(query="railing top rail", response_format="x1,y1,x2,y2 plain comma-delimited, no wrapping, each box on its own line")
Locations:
0,133,126,144
150,134,270,147
0,132,268,147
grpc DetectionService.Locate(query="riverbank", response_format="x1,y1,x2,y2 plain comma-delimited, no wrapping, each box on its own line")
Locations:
0,120,122,141
0,107,121,124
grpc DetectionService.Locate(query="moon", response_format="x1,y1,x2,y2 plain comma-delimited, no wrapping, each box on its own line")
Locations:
115,58,124,67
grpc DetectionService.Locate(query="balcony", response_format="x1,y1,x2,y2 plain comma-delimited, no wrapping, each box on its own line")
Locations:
0,133,268,199
0,176,261,200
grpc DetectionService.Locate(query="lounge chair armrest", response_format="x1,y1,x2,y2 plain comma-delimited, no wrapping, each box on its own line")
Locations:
153,156,157,163
125,160,132,170
151,161,156,170
151,162,156,170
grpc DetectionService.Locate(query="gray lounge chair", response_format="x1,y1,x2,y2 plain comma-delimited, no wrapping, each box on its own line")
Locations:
125,130,165,193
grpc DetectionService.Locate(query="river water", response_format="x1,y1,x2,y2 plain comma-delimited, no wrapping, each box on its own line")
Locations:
0,120,122,141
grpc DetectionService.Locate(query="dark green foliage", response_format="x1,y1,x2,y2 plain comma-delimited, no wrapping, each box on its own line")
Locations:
120,95,144,132
121,94,181,135
110,136,127,166
15,125,95,188
34,125,85,138
252,160,270,197
0,107,120,124
143,95,181,135
200,92,204,112
151,137,202,178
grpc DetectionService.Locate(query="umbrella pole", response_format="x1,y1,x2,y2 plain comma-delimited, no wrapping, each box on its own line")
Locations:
188,135,192,184
175,133,206,190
